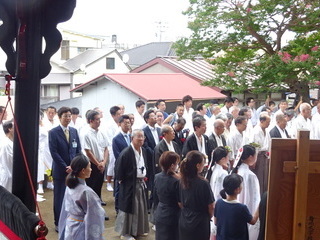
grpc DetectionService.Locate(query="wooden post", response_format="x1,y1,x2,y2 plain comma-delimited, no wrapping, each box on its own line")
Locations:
292,130,310,239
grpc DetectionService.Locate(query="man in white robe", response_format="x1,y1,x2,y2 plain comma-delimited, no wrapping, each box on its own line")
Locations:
105,106,122,192
227,116,249,167
182,95,194,134
42,106,59,131
131,100,146,131
0,120,14,192
0,106,8,140
311,102,320,139
250,113,271,194
291,102,312,139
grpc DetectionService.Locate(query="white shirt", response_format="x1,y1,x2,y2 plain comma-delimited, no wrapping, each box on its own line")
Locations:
291,114,312,139
42,117,59,132
311,112,320,139
250,108,258,127
0,136,13,192
220,106,229,114
213,132,224,147
210,164,228,201
275,125,288,139
131,144,146,178
84,128,108,162
68,117,86,134
227,129,249,160
164,139,175,152
250,125,270,151
132,109,146,131
183,107,194,134
148,125,159,145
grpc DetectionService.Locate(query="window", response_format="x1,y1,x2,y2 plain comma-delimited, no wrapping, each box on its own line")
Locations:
106,57,115,69
43,85,58,97
61,40,70,60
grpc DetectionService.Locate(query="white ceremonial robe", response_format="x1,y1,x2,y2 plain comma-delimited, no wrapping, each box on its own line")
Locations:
105,119,119,176
311,112,320,139
250,125,270,151
183,107,194,134
58,178,105,240
291,115,312,139
227,129,249,160
237,163,260,240
0,136,13,192
132,110,146,131
209,164,228,201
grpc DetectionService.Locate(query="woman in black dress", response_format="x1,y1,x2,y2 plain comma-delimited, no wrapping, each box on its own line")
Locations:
179,150,214,240
154,151,181,240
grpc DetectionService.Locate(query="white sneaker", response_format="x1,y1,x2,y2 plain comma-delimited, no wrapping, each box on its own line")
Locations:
36,194,46,202
120,235,135,240
152,225,156,231
106,183,113,192
37,183,44,194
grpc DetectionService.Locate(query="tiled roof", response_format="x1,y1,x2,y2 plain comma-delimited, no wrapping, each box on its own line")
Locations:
120,42,176,68
71,73,226,101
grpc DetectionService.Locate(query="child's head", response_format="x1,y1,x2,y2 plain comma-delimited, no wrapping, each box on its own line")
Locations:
232,145,257,173
212,146,229,166
220,173,243,199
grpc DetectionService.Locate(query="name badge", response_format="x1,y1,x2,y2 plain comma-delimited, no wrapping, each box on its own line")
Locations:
72,139,77,148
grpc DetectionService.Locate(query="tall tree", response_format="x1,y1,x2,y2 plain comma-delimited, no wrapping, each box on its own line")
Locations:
175,0,320,103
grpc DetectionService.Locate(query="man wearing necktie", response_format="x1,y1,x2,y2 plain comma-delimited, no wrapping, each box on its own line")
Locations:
142,110,161,207
49,107,81,232
113,115,132,214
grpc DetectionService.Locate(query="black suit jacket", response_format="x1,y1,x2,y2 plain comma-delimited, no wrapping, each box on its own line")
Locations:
182,133,211,162
143,126,162,152
112,132,131,160
208,133,226,150
115,146,149,214
49,126,81,180
269,126,290,138
154,139,182,173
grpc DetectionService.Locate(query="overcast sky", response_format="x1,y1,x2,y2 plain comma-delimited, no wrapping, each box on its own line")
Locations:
58,0,191,45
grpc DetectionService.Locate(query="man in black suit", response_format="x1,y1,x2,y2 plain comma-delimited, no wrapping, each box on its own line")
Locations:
208,119,227,156
49,107,81,231
269,113,290,138
182,116,211,164
173,117,189,152
142,109,161,207
115,129,150,238
113,114,131,214
154,125,182,173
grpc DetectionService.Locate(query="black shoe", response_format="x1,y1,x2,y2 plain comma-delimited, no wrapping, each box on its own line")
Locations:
101,200,107,206
105,216,109,221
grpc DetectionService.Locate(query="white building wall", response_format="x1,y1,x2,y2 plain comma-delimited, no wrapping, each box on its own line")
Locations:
72,51,130,86
80,78,144,121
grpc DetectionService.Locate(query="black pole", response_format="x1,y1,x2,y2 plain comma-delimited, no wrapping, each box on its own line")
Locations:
1,0,76,212
12,0,42,212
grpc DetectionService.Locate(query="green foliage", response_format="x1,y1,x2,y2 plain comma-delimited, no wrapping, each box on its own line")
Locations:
174,0,320,96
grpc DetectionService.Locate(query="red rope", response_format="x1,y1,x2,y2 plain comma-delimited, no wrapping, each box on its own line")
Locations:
3,75,47,239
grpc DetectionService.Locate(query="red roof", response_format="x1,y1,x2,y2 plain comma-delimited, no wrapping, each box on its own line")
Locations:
71,73,226,101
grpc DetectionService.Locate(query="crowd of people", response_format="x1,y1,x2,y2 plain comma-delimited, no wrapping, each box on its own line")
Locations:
0,94,319,240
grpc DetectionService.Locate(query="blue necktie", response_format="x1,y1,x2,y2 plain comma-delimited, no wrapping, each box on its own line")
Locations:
124,134,130,146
